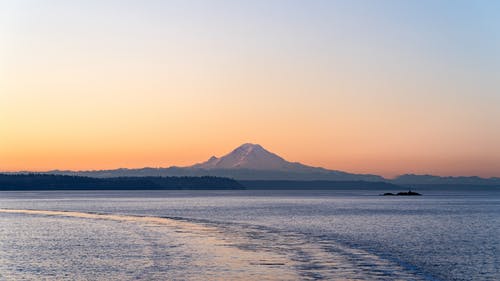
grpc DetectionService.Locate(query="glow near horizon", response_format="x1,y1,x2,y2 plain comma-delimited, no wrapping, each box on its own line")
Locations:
1,0,499,177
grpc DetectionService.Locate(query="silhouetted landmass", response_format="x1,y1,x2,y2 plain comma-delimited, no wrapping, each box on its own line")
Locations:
24,144,383,181
37,169,500,188
38,167,384,181
8,143,498,188
392,174,500,187
382,190,422,196
388,184,500,191
0,174,243,190
396,190,421,196
240,180,402,190
0,174,403,191
2,174,498,191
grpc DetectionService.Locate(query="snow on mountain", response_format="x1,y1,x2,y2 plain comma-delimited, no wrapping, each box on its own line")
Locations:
191,143,332,172
39,143,385,181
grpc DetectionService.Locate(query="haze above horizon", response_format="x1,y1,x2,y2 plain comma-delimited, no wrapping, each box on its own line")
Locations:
1,0,499,177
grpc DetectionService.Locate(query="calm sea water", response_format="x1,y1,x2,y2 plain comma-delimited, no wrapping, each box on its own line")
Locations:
0,189,499,280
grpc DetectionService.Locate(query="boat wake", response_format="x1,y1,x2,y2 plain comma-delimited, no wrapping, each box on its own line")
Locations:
0,209,430,280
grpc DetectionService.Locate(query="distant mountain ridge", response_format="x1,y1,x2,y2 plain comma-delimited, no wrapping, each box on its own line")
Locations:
42,143,384,181
392,174,500,186
9,143,500,186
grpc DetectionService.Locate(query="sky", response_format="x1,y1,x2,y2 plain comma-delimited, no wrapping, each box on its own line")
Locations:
1,0,499,178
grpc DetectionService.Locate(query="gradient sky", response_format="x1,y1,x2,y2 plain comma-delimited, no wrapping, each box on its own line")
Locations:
1,0,499,177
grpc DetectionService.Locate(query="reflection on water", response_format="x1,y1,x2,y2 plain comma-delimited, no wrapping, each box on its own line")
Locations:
1,190,499,281
0,209,425,280
0,209,298,281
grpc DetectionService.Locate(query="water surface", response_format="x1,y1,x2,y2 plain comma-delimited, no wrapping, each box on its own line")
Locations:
1,189,499,280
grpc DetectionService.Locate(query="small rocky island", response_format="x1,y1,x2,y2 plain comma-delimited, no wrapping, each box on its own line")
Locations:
381,190,422,196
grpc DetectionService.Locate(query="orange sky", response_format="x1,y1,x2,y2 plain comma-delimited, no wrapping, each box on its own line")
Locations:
1,1,499,178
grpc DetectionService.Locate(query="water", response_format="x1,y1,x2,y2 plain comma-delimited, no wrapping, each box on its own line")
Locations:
0,189,499,280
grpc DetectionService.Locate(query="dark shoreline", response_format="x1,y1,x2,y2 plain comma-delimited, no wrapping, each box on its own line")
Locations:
1,174,499,191
0,174,402,191
0,174,243,190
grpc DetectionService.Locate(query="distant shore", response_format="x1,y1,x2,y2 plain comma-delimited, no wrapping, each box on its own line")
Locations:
1,174,499,191
0,174,243,190
0,174,400,191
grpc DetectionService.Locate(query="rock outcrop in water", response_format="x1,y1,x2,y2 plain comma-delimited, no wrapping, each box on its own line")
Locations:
382,190,422,196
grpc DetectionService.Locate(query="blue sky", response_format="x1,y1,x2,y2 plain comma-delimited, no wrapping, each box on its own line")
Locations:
1,0,499,176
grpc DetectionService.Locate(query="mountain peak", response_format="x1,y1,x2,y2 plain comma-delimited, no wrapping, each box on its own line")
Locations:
234,143,263,150
186,143,383,181
238,143,261,148
38,143,385,181
231,143,264,155
191,143,291,170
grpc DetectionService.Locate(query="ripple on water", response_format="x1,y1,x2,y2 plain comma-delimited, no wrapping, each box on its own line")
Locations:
0,209,428,280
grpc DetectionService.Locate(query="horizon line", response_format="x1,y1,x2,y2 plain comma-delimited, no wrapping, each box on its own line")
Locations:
1,167,498,180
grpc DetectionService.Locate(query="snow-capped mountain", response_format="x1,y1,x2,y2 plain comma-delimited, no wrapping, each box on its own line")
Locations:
187,143,384,181
191,143,307,171
40,143,385,181
20,143,500,185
